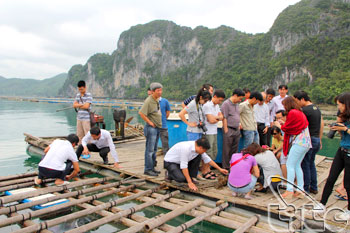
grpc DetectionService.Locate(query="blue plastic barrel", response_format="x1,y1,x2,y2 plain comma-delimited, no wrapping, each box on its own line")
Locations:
162,118,223,163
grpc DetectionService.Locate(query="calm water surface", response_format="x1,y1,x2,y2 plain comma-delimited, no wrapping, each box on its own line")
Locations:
0,99,145,176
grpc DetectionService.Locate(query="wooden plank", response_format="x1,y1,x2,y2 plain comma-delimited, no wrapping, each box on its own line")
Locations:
314,155,326,166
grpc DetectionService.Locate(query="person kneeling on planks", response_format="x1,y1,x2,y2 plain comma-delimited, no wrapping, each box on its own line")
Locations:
164,138,228,191
76,126,120,168
35,134,80,186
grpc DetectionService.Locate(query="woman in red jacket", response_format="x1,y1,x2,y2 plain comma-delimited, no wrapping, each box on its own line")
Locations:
278,97,312,199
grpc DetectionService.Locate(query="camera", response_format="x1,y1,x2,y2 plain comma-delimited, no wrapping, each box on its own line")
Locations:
198,122,208,132
327,123,341,139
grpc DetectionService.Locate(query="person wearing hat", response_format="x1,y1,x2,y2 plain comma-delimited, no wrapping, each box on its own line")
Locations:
139,82,163,176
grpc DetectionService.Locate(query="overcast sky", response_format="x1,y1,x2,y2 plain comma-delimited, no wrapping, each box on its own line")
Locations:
0,0,300,80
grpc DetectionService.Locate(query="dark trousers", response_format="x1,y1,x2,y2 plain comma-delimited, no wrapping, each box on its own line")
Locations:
301,137,320,192
76,143,110,160
257,123,267,146
321,148,350,210
266,127,272,147
38,161,73,181
222,127,240,169
257,165,264,186
164,155,201,183
159,128,169,154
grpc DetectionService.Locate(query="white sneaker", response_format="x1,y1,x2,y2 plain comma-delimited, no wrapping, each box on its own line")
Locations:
335,210,350,221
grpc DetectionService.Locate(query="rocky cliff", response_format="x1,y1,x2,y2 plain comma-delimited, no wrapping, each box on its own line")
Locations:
59,0,350,103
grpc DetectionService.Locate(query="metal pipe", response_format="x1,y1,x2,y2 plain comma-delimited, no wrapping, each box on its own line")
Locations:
66,190,180,233
167,202,228,233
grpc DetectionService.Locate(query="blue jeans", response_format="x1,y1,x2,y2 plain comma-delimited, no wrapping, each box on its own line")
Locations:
286,144,309,192
187,132,202,141
242,130,259,149
302,137,320,192
144,124,160,172
227,175,257,194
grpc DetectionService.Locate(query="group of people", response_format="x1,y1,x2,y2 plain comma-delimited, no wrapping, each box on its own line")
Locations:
35,80,120,186
34,79,350,220
140,82,350,219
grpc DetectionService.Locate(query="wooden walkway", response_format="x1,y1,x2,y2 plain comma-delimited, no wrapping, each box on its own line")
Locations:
23,134,350,231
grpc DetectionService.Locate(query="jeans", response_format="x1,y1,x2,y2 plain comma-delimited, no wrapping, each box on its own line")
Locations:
144,124,160,172
321,148,350,210
242,130,259,149
187,132,202,141
301,137,320,192
286,144,309,192
228,175,257,194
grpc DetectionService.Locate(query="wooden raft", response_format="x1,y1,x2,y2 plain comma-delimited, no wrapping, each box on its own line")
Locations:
24,135,350,231
0,171,284,232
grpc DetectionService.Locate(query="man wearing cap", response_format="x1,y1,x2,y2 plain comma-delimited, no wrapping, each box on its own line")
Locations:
139,82,163,176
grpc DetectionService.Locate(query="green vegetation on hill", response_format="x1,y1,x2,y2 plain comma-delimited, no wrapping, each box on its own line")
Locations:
0,73,67,97
60,0,350,103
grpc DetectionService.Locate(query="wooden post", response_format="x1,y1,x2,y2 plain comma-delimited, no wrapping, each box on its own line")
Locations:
234,215,260,233
65,190,180,233
0,177,113,206
0,183,143,228
167,202,228,233
89,199,191,233
0,172,37,182
139,194,271,233
0,178,55,192
120,199,204,233
13,185,170,233
0,178,144,215
10,213,52,233
0,177,38,187
85,184,191,233
75,200,165,233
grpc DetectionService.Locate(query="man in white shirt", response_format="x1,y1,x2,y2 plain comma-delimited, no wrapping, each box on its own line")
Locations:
76,126,119,168
271,85,288,119
254,92,270,146
35,134,80,186
202,89,225,179
164,138,228,191
265,88,276,146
